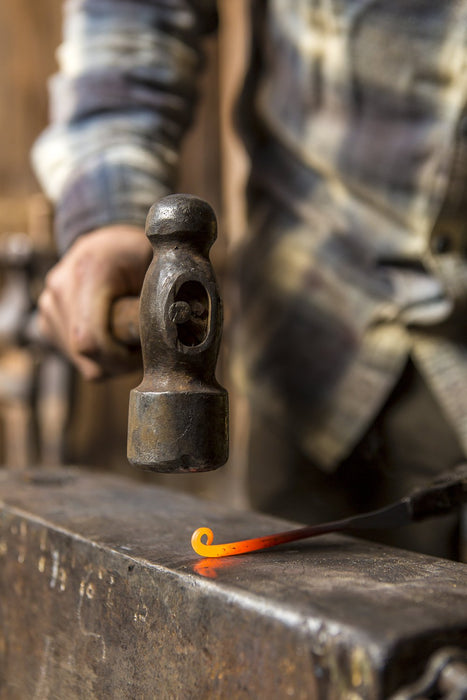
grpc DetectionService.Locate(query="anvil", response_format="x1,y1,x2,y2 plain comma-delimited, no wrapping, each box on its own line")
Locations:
0,468,466,698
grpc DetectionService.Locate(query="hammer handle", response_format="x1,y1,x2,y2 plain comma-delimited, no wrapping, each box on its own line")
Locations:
110,296,140,347
24,298,141,349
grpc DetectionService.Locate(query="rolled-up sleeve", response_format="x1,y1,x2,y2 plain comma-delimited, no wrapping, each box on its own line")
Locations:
32,0,217,253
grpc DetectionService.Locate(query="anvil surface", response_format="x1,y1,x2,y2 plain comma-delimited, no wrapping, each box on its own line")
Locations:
0,469,466,699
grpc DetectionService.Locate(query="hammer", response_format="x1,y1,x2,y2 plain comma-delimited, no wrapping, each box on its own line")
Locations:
110,194,229,473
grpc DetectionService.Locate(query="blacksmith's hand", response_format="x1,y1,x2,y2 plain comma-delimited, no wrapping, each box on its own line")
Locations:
38,225,151,380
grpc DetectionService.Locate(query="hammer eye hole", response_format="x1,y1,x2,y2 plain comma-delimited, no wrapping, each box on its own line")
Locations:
173,281,209,347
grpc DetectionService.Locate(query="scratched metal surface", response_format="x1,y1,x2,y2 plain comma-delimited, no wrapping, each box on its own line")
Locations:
0,469,466,699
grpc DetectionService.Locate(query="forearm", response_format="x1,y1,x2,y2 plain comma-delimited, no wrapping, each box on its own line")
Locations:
32,0,217,254
33,0,217,378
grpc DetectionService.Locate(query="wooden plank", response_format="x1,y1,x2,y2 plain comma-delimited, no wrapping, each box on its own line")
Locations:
0,1,62,209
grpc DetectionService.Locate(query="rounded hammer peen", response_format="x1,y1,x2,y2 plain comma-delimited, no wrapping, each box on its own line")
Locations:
127,194,229,473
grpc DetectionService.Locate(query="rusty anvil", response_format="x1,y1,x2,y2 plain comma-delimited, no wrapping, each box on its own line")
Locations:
1,469,467,698
109,194,229,473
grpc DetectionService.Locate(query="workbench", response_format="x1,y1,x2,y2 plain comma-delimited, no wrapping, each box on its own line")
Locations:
1,469,466,698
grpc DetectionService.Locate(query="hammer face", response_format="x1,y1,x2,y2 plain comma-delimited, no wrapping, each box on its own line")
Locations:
127,387,229,473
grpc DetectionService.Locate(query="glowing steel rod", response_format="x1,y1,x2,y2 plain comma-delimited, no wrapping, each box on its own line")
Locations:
191,522,345,558
191,466,467,558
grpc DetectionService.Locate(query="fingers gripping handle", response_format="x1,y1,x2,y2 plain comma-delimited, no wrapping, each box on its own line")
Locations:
127,194,229,473
110,297,140,347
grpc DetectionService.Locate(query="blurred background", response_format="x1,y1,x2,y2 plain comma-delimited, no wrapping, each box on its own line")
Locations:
0,0,251,505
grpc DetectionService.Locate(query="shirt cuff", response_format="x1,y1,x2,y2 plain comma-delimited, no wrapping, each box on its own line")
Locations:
54,160,171,254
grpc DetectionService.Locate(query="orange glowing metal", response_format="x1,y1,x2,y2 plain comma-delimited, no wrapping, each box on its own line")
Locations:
191,524,331,558
192,469,467,558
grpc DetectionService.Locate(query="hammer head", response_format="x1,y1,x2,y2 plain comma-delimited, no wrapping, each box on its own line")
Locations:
127,194,229,473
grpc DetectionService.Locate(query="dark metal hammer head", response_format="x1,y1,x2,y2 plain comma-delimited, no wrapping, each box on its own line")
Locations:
127,194,229,473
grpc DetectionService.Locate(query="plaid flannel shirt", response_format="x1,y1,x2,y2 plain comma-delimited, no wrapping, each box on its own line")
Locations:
33,0,467,470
